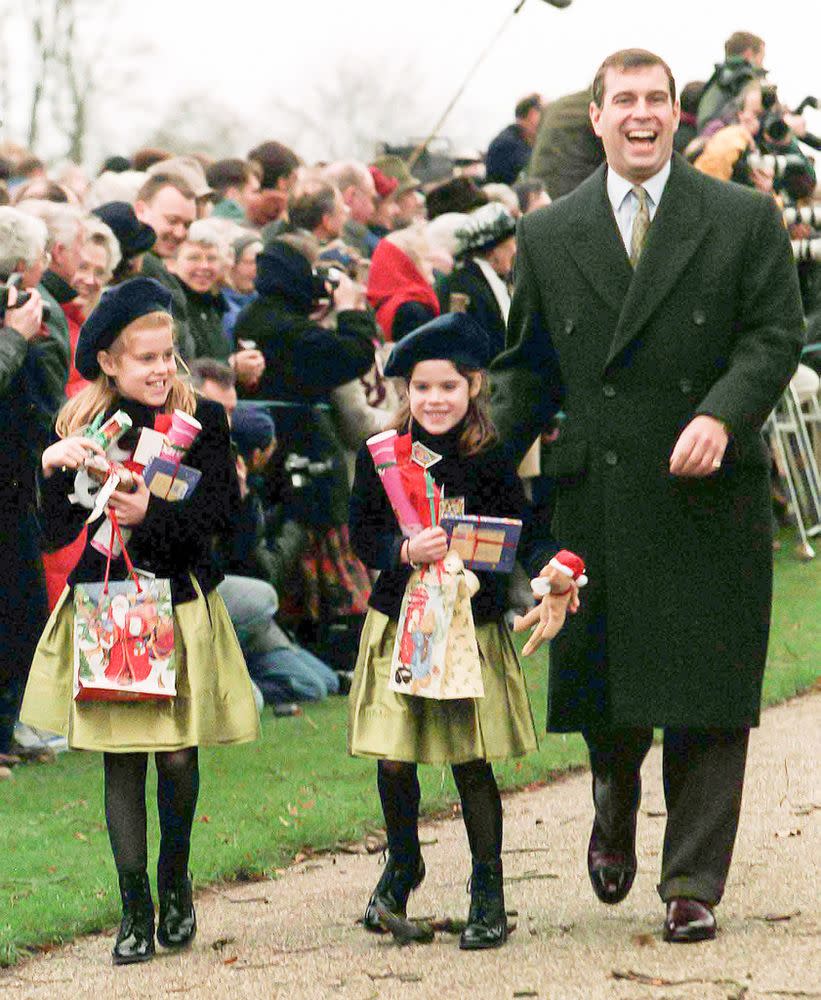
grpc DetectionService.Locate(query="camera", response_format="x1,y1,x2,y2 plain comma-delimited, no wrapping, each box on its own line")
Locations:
311,264,345,303
784,205,821,229
0,272,51,324
791,238,821,263
746,152,807,178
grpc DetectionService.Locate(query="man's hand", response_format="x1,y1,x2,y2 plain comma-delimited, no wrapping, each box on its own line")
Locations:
106,473,150,526
407,527,448,565
749,165,774,194
669,414,729,478
236,454,249,500
230,348,265,389
332,273,367,312
4,287,44,342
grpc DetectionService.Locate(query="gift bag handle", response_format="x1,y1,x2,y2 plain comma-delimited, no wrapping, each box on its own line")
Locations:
102,511,142,596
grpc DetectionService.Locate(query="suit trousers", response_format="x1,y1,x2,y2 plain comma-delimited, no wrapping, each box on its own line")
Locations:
583,726,750,906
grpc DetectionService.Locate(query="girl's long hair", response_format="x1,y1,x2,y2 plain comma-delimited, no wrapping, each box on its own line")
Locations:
55,312,197,438
388,365,497,457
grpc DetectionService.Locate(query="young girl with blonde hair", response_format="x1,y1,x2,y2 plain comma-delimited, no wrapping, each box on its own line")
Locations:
21,277,258,965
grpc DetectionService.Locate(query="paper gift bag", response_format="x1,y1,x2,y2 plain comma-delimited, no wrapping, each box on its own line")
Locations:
389,566,483,700
73,516,176,702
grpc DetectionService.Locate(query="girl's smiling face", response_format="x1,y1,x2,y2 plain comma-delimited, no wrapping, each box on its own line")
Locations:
98,318,176,408
408,359,479,435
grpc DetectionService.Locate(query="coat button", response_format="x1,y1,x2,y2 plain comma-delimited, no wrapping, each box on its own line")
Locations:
603,384,616,398
692,309,706,326
564,318,575,334
679,378,693,393
604,450,618,466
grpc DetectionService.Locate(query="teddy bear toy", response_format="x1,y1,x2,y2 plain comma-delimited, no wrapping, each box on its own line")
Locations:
513,549,587,656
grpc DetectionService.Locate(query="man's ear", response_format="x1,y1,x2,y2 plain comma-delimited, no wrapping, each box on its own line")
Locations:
589,101,603,137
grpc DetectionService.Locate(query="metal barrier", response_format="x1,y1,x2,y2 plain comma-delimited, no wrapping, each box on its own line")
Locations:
765,380,821,559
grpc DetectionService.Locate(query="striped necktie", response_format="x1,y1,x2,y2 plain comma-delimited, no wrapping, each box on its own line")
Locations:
630,186,650,267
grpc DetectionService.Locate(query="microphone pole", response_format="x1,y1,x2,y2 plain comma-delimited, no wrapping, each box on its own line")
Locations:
406,0,530,172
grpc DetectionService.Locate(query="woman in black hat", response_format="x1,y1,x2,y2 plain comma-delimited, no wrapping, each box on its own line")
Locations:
20,277,259,966
436,202,518,359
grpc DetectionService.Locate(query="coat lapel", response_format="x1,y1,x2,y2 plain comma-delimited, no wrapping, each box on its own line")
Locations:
604,156,710,371
561,165,633,316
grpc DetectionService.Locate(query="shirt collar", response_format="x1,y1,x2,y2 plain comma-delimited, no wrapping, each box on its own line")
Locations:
607,158,672,213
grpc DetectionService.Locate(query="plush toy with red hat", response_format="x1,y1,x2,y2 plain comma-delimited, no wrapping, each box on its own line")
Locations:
513,549,587,656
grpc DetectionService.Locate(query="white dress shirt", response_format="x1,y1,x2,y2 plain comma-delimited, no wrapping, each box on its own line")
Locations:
607,159,672,255
474,257,511,322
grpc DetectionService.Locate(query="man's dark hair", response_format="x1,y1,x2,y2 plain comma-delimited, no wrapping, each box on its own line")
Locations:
680,81,706,116
100,155,132,175
135,173,196,205
131,147,172,172
591,49,677,108
515,93,542,120
247,141,300,190
725,31,764,59
288,183,338,232
205,158,253,198
189,358,236,390
17,156,45,178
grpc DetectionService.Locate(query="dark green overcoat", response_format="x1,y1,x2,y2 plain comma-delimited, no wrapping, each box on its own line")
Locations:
492,155,804,732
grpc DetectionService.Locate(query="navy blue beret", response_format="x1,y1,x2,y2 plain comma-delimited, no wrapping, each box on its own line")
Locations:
383,312,491,378
231,404,276,459
91,201,156,258
75,277,174,380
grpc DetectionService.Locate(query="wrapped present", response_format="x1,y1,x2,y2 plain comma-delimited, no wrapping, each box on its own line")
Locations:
73,516,176,702
440,514,522,573
367,429,425,537
389,553,483,700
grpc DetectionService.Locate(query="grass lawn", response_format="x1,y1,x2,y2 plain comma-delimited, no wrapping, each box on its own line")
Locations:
1,544,818,965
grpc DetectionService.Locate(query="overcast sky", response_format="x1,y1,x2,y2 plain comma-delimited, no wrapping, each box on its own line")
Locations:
7,0,821,165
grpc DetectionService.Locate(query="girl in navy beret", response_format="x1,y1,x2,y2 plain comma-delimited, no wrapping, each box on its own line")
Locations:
348,313,555,950
20,277,258,966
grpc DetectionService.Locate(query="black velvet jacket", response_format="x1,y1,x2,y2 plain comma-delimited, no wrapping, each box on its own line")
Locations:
349,421,555,624
38,396,239,604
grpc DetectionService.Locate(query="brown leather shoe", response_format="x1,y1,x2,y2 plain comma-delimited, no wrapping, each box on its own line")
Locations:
663,898,716,943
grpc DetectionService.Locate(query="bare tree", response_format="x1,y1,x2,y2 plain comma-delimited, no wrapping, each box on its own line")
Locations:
270,59,432,162
141,93,257,159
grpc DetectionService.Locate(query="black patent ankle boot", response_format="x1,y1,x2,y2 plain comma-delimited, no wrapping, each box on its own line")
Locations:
460,859,507,950
362,853,426,932
112,871,155,965
157,873,197,949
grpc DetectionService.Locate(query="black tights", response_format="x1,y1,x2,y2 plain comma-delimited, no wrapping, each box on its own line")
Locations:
377,758,502,864
103,748,200,888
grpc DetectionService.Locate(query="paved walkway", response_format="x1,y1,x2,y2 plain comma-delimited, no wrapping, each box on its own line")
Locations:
3,692,819,1000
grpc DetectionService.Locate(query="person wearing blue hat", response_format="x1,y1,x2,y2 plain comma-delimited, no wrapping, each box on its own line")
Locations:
91,201,156,284
20,276,259,967
348,311,556,951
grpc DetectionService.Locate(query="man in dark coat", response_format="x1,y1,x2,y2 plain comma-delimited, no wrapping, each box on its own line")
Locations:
491,49,804,944
0,207,67,761
485,94,543,185
528,89,606,199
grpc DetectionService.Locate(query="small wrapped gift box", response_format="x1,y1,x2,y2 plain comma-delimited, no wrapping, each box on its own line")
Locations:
440,515,522,573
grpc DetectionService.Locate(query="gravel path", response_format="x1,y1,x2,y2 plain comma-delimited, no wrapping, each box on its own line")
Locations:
3,691,819,1000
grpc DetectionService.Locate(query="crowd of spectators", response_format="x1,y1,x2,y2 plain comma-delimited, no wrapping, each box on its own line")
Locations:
0,27,818,777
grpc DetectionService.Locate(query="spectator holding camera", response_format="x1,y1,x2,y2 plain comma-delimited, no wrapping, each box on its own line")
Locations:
0,207,66,766
696,31,767,131
233,233,375,403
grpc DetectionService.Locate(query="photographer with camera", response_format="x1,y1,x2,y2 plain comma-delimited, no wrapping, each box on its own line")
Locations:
0,207,68,770
696,31,767,131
